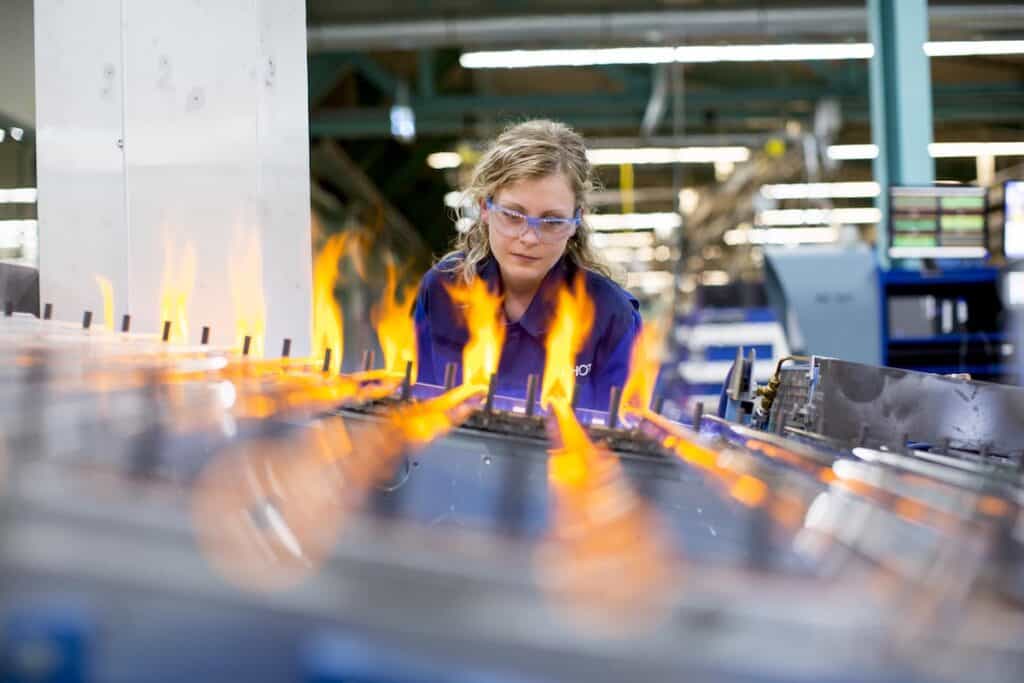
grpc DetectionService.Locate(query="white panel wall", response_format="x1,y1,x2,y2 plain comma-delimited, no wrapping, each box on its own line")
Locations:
34,0,130,318
34,0,312,355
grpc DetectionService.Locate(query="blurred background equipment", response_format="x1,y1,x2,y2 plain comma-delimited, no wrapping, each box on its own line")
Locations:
2,0,1024,682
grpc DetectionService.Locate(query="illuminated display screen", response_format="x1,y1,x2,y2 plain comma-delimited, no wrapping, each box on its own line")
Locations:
889,186,988,259
1005,180,1024,260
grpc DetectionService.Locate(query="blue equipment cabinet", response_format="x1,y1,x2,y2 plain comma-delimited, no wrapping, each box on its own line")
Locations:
880,267,1009,381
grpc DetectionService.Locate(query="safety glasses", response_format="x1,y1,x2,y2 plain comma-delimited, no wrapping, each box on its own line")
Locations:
485,198,581,244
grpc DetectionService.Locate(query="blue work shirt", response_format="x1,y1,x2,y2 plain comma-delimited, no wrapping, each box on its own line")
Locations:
413,254,642,411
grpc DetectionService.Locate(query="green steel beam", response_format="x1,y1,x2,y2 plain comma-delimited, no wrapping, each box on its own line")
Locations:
346,53,399,95
417,49,436,97
307,53,351,107
868,0,935,268
309,81,1023,138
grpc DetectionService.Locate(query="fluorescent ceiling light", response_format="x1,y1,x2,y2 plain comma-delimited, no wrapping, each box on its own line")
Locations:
889,246,986,259
724,227,840,246
675,43,873,63
443,190,469,208
0,188,38,204
460,47,675,69
427,152,462,169
592,231,656,248
827,144,879,160
0,219,37,228
929,142,1024,158
757,207,880,226
461,40,1024,70
461,43,872,69
828,142,1024,161
924,40,1024,57
587,146,749,166
588,212,682,231
760,181,879,200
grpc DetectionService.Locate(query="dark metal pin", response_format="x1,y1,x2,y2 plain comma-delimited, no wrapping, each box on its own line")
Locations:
857,424,870,447
443,362,458,390
525,374,539,417
485,373,498,414
43,303,53,320
607,385,622,429
3,301,13,317
281,338,292,358
82,311,93,330
652,395,665,416
200,326,210,345
692,401,704,429
242,335,252,356
361,349,375,371
161,320,172,342
400,359,413,401
321,348,332,373
121,314,131,333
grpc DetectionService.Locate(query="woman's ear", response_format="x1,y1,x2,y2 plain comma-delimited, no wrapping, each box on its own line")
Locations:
479,198,489,223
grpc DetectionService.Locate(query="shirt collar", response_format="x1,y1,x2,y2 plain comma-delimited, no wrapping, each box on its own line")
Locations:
477,254,573,339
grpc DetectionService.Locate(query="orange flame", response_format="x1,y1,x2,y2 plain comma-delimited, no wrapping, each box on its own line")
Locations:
446,278,505,388
388,383,483,445
372,261,417,377
311,234,346,373
229,228,267,358
159,239,197,344
94,275,115,331
540,273,595,407
619,321,664,420
539,397,674,631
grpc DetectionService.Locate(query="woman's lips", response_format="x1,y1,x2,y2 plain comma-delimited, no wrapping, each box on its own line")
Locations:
510,252,541,262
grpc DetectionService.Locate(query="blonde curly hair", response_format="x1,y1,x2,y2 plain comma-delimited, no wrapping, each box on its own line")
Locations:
439,119,612,283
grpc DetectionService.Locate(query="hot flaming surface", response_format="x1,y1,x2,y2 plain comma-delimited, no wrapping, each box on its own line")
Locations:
446,278,505,388
540,273,594,408
311,233,346,373
372,262,418,378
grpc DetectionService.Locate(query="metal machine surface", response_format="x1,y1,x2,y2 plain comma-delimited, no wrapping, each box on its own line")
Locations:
768,356,1024,458
2,313,1023,683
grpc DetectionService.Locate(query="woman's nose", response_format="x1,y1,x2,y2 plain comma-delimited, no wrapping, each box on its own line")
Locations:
518,224,540,245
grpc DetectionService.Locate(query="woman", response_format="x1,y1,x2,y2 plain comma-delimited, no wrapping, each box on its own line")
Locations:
413,119,641,411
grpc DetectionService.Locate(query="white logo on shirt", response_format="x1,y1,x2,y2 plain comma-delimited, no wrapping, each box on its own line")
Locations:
574,363,592,377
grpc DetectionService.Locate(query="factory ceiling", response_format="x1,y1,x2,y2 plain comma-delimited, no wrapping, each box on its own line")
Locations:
305,1,1024,142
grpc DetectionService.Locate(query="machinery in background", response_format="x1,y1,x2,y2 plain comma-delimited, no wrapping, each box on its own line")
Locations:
762,243,880,366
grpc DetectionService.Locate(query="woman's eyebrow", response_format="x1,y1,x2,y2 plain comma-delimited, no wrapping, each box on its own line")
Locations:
500,201,527,213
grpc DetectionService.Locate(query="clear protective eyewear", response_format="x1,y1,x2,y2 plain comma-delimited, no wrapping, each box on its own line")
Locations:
485,198,581,244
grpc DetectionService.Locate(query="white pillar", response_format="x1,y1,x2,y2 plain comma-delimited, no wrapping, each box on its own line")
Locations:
34,0,312,356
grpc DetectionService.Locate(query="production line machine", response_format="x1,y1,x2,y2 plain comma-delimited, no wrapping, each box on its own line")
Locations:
1,309,1023,683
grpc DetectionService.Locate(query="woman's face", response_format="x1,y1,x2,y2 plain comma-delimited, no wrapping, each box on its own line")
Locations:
482,173,577,292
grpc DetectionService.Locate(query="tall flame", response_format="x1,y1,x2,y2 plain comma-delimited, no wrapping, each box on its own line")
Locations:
94,275,115,331
311,233,346,373
540,273,595,407
229,228,267,358
619,321,664,421
446,278,505,388
159,239,197,344
371,261,417,377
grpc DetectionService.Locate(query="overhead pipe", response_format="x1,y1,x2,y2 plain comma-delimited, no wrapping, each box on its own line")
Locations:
307,5,1024,53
